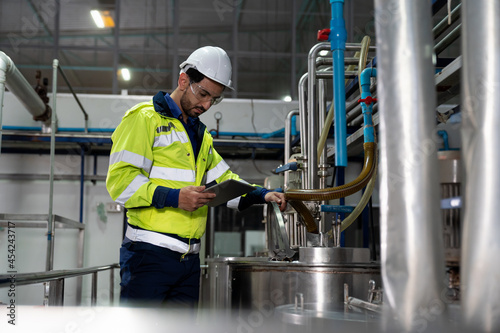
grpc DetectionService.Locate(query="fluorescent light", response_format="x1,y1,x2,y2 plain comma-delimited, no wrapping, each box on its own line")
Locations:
120,68,131,81
283,96,292,102
91,10,105,28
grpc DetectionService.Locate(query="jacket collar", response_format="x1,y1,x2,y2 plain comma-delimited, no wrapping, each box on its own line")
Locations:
152,91,174,118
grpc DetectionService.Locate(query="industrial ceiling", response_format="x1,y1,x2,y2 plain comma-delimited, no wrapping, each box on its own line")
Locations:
0,0,380,100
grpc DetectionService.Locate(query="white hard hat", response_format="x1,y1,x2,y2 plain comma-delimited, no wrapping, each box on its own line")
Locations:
180,46,233,90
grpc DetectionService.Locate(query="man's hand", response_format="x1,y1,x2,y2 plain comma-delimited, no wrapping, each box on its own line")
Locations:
178,186,216,212
264,191,287,211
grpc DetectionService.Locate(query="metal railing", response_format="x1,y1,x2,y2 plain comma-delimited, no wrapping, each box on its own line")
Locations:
0,264,119,306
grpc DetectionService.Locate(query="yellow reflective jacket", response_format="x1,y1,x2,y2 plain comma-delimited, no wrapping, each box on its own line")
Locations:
106,92,252,240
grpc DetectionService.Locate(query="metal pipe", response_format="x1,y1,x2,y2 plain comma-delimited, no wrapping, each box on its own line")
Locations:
318,79,327,246
0,62,5,156
91,272,97,306
46,59,59,272
284,109,299,191
79,147,85,223
461,0,500,330
109,268,114,305
298,73,309,189
0,264,119,287
330,0,348,168
433,3,461,38
0,51,50,124
307,42,330,189
434,24,461,56
375,0,446,330
57,66,88,133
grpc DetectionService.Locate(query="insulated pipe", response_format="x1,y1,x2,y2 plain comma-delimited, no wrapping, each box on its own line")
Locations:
330,0,347,167
461,0,500,331
307,42,330,190
359,68,377,143
375,0,446,331
0,51,50,124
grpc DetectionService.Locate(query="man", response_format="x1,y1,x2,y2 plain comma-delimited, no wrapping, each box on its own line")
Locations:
106,46,286,308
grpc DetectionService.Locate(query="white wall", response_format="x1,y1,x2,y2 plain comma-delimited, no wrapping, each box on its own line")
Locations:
1,92,300,136
0,154,123,306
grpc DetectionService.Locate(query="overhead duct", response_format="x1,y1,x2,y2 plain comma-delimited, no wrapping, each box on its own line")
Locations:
461,0,500,331
0,51,51,125
374,0,446,330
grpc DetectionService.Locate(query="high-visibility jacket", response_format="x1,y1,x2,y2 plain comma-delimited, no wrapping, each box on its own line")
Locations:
106,91,253,241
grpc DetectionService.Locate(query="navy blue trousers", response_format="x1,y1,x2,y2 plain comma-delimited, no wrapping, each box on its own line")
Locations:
119,241,200,308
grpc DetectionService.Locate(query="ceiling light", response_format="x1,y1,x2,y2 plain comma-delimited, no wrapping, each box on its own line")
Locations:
120,68,131,81
283,96,292,102
91,10,115,28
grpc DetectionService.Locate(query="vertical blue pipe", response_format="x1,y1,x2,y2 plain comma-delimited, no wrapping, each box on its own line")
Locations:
330,0,347,167
337,167,346,247
79,147,85,223
359,67,377,143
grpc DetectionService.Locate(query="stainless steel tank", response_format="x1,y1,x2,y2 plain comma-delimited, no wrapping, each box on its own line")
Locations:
201,247,381,314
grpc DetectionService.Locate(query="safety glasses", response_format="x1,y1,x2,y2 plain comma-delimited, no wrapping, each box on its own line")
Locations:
189,82,224,106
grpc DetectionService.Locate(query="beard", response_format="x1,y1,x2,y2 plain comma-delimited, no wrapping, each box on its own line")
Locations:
180,90,207,118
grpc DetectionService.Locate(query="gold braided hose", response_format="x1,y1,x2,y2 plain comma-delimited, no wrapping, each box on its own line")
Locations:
288,200,319,234
285,142,376,201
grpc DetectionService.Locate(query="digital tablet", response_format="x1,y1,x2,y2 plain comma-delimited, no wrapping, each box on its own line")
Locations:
203,179,256,207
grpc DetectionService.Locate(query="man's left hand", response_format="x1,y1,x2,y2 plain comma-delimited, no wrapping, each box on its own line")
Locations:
264,192,287,212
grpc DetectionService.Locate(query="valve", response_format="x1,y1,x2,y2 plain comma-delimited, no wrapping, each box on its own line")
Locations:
317,28,331,41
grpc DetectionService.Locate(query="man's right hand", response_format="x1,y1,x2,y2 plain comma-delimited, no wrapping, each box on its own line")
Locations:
178,186,216,211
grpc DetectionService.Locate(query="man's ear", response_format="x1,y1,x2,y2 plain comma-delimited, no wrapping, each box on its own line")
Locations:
178,72,190,91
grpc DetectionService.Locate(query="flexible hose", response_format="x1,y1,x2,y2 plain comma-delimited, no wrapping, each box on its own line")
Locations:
340,148,378,232
285,142,376,201
288,200,319,234
357,36,371,91
317,102,334,159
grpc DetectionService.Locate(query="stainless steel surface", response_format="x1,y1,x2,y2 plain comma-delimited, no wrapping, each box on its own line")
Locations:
438,150,461,183
461,0,500,330
299,247,370,264
275,302,380,329
307,43,330,190
439,150,461,266
284,109,299,191
202,257,381,313
267,202,295,259
375,0,446,330
298,73,308,188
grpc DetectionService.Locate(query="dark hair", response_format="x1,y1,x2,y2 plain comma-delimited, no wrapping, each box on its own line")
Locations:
186,68,205,84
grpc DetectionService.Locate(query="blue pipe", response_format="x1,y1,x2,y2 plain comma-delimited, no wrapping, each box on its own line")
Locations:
437,130,450,150
330,0,347,167
1,125,115,132
359,67,377,143
291,115,298,136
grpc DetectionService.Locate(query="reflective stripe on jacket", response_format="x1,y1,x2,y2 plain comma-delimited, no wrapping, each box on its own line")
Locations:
106,92,245,240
